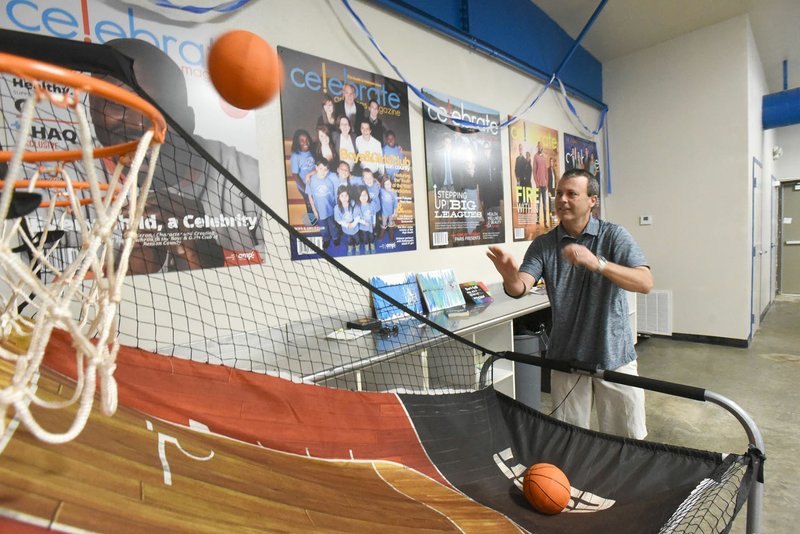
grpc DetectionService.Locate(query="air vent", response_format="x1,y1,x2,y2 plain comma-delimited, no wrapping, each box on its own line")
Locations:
637,290,673,335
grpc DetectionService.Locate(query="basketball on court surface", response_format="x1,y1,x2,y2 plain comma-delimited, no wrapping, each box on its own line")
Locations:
523,463,571,514
207,30,283,110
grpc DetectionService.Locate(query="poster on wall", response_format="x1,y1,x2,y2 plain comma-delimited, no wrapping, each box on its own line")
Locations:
277,47,416,260
0,0,266,274
507,120,560,241
563,132,601,218
423,90,504,249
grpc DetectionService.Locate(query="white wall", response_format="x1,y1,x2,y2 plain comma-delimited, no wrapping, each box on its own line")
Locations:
241,0,603,285
604,16,764,341
775,124,800,178
748,18,777,329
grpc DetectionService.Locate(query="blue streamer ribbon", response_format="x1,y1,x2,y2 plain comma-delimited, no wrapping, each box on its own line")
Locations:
555,78,606,137
153,0,252,15
339,0,613,191
340,0,555,129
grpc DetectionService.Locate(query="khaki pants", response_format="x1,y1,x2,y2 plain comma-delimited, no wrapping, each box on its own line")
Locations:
550,360,647,440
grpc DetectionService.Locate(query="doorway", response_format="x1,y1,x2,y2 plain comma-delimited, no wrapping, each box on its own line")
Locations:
780,180,800,294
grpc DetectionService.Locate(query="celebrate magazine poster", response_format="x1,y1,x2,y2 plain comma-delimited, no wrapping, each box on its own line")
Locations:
278,47,416,260
563,133,601,218
508,120,560,241
422,90,504,249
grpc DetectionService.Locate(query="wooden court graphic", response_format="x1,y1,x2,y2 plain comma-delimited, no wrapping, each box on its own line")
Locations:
0,350,519,532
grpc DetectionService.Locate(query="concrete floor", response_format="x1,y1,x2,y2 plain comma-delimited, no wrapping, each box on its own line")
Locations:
540,294,800,533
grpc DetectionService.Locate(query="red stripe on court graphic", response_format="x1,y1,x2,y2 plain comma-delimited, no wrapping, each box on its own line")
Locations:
41,329,446,485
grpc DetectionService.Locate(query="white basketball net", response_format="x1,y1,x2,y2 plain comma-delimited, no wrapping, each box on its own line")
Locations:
0,86,162,447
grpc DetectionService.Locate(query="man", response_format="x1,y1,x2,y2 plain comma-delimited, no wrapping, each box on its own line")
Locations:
366,99,385,145
354,120,384,176
487,169,653,439
460,152,481,233
432,135,456,190
477,141,502,218
514,143,528,187
335,83,364,133
532,141,548,226
547,156,558,227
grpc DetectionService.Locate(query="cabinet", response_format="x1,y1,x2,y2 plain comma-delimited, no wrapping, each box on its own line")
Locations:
471,321,516,397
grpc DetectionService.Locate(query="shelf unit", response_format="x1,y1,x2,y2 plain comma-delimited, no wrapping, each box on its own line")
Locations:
318,286,550,398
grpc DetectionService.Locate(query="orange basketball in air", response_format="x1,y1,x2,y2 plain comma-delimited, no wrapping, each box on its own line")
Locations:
523,463,571,514
207,29,284,110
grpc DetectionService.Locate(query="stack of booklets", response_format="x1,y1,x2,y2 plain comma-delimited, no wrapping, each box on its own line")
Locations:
416,269,466,313
370,271,494,322
370,272,424,321
459,281,493,305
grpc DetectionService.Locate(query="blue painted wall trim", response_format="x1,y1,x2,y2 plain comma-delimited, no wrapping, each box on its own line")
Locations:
365,0,604,107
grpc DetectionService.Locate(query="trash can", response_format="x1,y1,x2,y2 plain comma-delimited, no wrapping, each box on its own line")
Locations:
513,331,546,410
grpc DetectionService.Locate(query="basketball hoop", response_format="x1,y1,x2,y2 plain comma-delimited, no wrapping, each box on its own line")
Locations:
0,52,166,447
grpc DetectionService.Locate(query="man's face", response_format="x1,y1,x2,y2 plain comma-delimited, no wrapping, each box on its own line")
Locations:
386,133,396,147
465,158,476,176
360,122,371,137
369,101,379,119
537,142,543,154
555,176,595,224
90,76,148,147
343,85,355,104
315,162,329,176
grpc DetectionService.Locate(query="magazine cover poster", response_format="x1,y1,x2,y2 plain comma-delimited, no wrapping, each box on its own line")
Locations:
508,120,560,241
278,47,416,260
422,90,504,249
563,132,601,218
0,1,265,274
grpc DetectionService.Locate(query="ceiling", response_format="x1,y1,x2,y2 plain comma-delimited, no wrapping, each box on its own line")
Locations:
534,0,800,94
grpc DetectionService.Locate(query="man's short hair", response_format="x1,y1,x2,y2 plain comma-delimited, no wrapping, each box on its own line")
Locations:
561,168,600,197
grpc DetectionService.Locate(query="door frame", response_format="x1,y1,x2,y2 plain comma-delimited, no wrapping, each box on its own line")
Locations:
749,157,761,341
778,178,800,294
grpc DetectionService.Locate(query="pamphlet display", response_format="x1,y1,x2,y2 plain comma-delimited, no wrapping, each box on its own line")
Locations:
459,281,493,305
416,269,466,313
370,272,423,321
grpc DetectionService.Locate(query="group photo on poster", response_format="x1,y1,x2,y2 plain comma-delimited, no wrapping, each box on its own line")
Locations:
278,47,416,260
563,133,601,217
508,120,560,241
423,90,504,249
0,2,265,274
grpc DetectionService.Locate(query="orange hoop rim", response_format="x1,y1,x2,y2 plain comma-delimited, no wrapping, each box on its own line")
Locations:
0,52,167,163
0,179,122,207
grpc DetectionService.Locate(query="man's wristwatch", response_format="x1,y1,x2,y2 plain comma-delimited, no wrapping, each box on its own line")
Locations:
596,255,608,273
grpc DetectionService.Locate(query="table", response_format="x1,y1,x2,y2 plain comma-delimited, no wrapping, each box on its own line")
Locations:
166,283,550,397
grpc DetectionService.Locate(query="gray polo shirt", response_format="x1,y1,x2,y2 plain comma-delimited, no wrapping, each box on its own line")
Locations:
519,217,648,370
